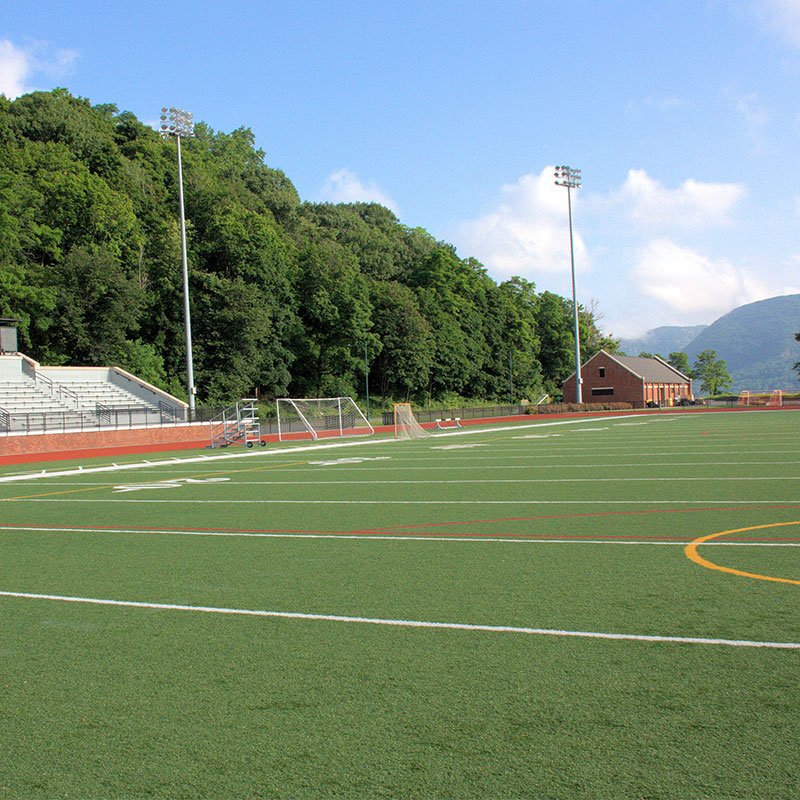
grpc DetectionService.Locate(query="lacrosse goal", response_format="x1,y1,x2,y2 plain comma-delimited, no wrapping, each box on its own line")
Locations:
276,397,373,441
393,403,430,439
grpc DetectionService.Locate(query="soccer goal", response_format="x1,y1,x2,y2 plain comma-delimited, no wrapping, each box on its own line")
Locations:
276,397,373,441
737,391,750,406
393,403,430,439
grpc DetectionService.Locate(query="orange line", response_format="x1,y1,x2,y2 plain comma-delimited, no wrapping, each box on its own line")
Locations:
685,522,800,585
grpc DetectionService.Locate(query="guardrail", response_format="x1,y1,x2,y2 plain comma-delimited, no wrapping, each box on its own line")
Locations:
0,405,187,435
382,404,529,426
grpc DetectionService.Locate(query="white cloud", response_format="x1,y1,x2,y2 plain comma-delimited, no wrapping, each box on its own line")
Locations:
632,238,769,316
753,0,800,48
451,167,589,283
0,39,32,98
0,38,78,100
626,94,686,117
612,169,746,230
317,168,399,213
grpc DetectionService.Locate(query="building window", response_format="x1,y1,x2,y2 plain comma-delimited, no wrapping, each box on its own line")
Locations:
592,387,614,396
598,367,605,377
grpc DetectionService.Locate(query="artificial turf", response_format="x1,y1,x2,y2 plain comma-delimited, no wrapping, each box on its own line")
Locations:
0,409,798,798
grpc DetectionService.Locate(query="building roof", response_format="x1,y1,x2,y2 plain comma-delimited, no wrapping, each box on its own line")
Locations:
606,352,690,383
563,350,691,385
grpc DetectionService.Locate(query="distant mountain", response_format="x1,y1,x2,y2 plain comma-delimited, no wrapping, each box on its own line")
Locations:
619,325,707,359
620,295,800,393
684,294,800,392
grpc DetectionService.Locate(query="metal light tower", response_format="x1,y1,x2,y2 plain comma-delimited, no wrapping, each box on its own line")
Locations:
554,165,583,403
160,107,197,415
363,342,370,421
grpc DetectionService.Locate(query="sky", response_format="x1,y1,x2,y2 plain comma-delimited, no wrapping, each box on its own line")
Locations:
2,0,799,339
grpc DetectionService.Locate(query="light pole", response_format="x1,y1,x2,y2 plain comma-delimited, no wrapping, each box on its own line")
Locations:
160,107,197,416
554,165,583,403
509,350,514,405
362,341,370,421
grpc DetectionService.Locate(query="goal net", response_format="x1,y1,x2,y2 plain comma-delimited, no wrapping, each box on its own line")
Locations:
737,391,750,406
394,403,430,439
276,397,373,441
767,390,783,406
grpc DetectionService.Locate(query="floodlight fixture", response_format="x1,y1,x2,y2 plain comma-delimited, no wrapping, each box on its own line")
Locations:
554,164,583,403
160,106,196,414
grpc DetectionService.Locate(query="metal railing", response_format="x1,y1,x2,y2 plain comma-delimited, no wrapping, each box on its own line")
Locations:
382,404,530,426
0,405,188,435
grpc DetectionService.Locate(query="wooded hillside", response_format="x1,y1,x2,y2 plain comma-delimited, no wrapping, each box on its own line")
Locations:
0,89,617,406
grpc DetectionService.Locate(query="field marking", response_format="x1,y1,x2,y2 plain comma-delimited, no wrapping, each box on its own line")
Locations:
3,523,800,546
98,476,800,486
686,522,800,585
112,477,230,493
8,498,800,505
2,459,797,484
0,460,310,502
0,414,673,484
309,457,391,466
0,589,797,649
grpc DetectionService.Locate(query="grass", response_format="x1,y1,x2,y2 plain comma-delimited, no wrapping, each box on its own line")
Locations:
1,409,799,799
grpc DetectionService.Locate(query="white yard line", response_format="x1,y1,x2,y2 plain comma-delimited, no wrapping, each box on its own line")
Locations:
0,588,796,649
2,524,799,546
6,498,799,504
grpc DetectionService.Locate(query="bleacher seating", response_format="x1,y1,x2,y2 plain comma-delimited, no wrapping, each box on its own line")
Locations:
1,352,187,433
54,379,161,412
0,376,74,415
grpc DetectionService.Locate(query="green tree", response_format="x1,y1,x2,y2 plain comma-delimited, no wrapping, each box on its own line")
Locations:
291,240,375,397
475,277,542,402
370,281,430,404
534,292,576,394
410,249,490,400
795,331,800,382
692,349,732,395
667,351,692,376
53,244,144,366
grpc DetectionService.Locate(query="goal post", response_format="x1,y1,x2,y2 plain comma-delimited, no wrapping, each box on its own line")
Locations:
767,390,783,406
393,403,430,439
276,397,373,441
737,391,750,406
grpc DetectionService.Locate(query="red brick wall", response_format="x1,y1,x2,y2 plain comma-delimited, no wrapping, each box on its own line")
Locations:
0,425,210,463
563,353,644,404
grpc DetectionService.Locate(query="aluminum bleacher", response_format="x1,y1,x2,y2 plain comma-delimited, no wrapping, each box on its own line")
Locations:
0,353,188,434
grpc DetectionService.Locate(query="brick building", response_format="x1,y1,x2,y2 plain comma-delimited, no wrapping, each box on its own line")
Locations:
562,350,693,407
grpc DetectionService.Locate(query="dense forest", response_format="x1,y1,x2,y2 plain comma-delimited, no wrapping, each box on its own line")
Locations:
0,89,618,409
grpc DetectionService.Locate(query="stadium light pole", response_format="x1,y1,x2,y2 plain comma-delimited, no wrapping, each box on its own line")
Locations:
351,342,370,420
554,165,583,403
509,351,514,405
160,107,197,416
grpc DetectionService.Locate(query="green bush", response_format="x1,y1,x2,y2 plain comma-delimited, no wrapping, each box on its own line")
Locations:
527,401,632,414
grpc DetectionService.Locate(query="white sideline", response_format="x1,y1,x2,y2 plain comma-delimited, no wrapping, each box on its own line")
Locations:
1,589,797,649
0,414,672,484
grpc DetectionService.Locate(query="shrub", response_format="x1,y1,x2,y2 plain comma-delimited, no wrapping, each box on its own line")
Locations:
527,402,632,415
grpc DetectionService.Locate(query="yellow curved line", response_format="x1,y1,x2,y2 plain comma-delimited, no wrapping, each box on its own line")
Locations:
685,521,800,585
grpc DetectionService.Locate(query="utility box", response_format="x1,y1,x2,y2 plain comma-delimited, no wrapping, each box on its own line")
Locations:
0,318,20,354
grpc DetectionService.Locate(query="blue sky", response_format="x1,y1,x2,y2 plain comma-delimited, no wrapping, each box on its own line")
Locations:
2,0,799,339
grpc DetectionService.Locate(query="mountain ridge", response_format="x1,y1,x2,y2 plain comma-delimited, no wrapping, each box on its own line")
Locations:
619,295,800,392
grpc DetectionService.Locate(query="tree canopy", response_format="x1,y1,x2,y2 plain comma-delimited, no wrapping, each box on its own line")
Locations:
0,89,616,407
692,349,732,395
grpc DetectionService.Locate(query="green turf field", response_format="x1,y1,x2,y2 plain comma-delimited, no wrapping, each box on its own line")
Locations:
1,409,799,799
